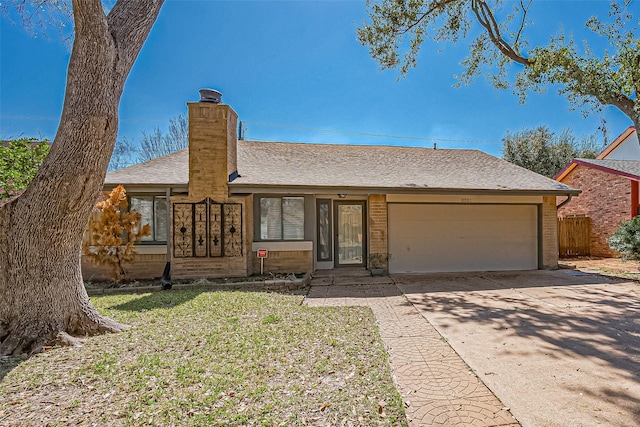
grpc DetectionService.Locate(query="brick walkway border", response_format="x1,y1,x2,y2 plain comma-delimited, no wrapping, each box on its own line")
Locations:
305,278,520,427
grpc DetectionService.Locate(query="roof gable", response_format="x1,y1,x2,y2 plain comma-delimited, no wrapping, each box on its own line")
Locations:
568,159,640,181
556,127,638,182
596,126,638,160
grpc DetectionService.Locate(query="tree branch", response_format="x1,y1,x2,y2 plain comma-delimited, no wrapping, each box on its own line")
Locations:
471,0,531,66
514,0,532,47
106,0,164,74
398,0,459,35
72,0,108,40
563,60,637,119
635,53,640,102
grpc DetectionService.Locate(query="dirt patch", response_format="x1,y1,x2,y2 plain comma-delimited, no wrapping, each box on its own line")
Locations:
561,257,640,280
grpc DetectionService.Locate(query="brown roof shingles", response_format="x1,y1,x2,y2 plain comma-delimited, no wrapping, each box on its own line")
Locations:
234,141,576,193
105,149,188,186
575,158,640,180
105,140,577,194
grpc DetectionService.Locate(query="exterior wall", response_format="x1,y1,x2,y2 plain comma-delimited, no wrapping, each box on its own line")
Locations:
599,129,640,160
170,194,253,279
386,194,544,204
541,196,559,269
82,253,166,282
245,195,254,276
558,165,631,256
81,204,170,282
251,250,313,274
169,102,251,280
368,194,388,269
187,102,237,200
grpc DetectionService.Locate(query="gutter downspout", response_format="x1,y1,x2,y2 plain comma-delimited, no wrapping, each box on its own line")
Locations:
557,194,573,210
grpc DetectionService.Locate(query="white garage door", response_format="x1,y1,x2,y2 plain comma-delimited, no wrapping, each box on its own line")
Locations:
388,204,538,273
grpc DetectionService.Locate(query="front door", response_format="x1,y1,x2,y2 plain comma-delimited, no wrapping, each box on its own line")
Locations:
334,201,366,267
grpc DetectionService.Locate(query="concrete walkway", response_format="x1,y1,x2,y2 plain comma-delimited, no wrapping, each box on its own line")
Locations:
305,270,519,427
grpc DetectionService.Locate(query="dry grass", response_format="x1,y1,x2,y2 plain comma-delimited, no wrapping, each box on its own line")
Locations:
566,257,640,280
0,290,406,426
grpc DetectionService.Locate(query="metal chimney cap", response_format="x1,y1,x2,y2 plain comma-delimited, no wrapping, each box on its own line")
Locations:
199,88,222,104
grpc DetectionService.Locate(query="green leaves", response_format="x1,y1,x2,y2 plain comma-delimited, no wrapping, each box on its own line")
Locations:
608,216,640,260
502,126,600,178
0,138,50,200
358,0,473,75
359,0,639,128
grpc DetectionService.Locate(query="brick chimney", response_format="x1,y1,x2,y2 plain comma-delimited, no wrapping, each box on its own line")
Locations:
187,89,238,201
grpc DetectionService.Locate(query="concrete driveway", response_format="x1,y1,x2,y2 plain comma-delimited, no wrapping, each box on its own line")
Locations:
394,270,640,427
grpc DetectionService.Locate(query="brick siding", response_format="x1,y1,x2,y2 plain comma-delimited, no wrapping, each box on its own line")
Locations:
171,256,249,279
251,250,313,274
187,103,237,200
82,253,167,282
169,194,252,279
558,165,631,256
368,195,388,268
541,196,559,268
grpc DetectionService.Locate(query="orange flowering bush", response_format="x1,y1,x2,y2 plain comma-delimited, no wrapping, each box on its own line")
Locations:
83,185,150,283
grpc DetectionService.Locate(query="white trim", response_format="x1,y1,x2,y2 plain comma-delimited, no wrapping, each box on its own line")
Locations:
252,241,313,252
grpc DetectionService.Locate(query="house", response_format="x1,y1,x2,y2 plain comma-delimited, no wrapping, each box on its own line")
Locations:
594,126,640,160
82,90,579,281
556,127,640,256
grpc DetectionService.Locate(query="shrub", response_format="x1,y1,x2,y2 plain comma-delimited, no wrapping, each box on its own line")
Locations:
607,216,640,260
0,138,50,199
83,185,150,282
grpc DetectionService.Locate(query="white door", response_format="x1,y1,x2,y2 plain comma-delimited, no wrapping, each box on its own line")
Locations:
388,204,538,273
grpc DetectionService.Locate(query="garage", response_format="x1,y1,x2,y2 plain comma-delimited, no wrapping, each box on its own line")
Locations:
388,203,538,273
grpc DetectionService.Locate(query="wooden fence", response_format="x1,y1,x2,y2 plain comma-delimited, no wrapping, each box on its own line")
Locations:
558,216,591,257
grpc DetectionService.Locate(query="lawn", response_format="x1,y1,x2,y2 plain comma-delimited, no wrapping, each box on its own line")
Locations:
0,290,406,426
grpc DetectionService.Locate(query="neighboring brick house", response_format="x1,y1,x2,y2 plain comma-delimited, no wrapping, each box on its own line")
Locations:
82,89,579,281
555,127,640,256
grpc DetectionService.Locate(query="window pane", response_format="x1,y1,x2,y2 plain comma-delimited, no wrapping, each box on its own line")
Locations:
318,200,331,261
154,197,167,242
337,204,363,264
130,196,154,242
283,197,304,240
260,198,282,240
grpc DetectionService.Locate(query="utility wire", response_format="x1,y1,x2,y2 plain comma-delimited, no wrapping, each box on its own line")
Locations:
0,115,165,123
1,115,502,145
241,120,502,144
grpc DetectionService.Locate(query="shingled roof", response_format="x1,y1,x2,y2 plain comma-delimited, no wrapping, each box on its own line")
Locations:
570,158,640,180
106,149,188,186
106,140,578,195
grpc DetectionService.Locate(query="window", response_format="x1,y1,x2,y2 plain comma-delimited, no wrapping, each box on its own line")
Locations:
129,195,167,243
317,199,332,261
260,197,305,240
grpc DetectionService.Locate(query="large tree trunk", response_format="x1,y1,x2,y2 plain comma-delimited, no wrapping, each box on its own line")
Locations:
0,0,164,356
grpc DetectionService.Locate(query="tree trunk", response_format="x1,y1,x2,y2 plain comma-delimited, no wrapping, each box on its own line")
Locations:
0,0,164,356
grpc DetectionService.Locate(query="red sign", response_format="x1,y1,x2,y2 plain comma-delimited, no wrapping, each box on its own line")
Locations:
257,249,268,258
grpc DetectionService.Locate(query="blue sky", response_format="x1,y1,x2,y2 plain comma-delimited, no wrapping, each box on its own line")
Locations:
0,0,635,158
